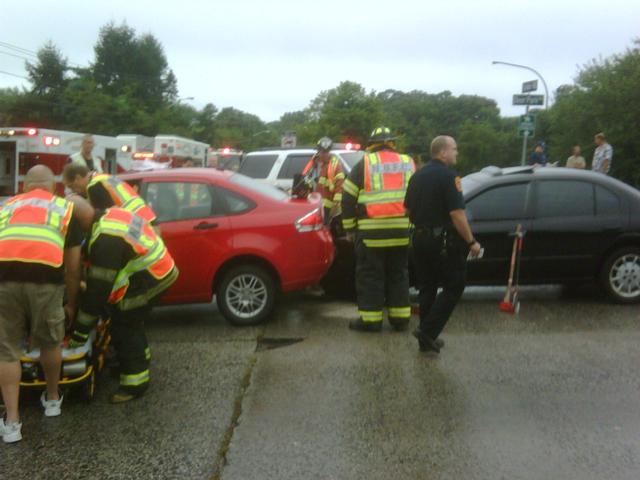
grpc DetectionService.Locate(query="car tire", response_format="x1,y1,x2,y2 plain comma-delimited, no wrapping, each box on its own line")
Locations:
216,265,276,326
600,246,640,304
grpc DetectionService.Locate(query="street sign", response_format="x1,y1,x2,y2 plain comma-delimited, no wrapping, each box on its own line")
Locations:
518,114,535,137
513,94,544,106
522,80,538,93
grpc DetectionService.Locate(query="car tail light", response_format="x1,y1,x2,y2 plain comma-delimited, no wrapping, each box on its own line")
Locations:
295,208,324,232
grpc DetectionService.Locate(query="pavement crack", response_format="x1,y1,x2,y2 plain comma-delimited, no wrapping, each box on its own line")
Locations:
211,350,258,480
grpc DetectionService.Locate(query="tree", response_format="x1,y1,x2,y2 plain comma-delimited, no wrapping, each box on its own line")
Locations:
25,41,68,97
92,22,177,110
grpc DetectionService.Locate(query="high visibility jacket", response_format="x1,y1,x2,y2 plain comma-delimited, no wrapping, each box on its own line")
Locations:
0,189,73,267
89,208,175,306
88,173,156,223
301,154,346,210
341,149,415,248
74,208,178,345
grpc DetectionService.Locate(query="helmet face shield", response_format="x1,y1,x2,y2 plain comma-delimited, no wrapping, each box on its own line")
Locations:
317,136,333,152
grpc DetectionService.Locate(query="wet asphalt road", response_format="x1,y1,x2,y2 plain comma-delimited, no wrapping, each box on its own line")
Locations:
2,286,640,480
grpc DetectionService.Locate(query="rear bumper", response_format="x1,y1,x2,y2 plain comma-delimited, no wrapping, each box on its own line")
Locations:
279,228,335,292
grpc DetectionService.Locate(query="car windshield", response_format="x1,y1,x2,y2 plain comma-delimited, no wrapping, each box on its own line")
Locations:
337,151,364,169
229,173,289,201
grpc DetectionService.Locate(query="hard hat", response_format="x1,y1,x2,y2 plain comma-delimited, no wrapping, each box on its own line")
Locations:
368,126,396,144
316,137,333,152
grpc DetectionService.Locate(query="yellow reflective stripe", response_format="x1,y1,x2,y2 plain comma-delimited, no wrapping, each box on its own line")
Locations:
0,225,65,248
358,189,406,204
144,347,151,361
357,218,410,230
318,177,330,187
333,192,343,202
368,153,383,192
322,198,334,208
88,265,118,282
363,238,410,248
342,179,359,197
333,172,345,181
119,267,179,311
120,370,150,386
388,307,411,319
342,217,357,229
358,310,383,322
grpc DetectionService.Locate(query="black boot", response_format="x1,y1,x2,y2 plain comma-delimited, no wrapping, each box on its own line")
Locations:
389,318,409,332
348,319,382,332
412,329,441,353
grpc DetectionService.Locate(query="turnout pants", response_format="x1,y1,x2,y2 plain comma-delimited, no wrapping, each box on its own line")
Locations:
109,305,151,395
355,240,411,326
412,229,466,339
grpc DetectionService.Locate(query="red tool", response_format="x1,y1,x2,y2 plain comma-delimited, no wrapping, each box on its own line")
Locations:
500,224,525,314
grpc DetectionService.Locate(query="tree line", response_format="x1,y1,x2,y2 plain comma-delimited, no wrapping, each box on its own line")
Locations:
1,23,638,186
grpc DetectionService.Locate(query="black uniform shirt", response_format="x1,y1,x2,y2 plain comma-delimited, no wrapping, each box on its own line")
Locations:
404,159,464,228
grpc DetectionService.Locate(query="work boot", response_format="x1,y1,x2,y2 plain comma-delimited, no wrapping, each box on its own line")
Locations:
348,319,382,332
109,389,144,404
413,329,445,349
412,329,441,353
389,318,409,332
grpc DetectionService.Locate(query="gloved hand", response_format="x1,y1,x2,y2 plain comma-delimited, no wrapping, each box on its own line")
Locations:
68,330,88,349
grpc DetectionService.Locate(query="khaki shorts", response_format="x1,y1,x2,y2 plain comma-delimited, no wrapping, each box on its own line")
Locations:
0,282,65,362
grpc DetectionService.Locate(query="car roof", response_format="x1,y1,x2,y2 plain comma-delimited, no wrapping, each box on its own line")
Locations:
120,167,235,181
463,165,640,198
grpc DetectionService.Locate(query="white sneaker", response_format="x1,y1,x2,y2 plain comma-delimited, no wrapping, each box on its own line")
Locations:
40,391,63,417
1,417,22,443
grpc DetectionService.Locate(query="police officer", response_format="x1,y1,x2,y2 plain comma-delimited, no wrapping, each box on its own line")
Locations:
341,127,415,332
404,135,481,353
63,163,156,223
297,137,346,225
68,201,178,403
67,134,103,173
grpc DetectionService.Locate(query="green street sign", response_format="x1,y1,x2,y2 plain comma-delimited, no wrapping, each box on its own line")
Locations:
518,114,535,137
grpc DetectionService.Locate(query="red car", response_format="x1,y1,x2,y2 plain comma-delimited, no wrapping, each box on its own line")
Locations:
120,168,334,325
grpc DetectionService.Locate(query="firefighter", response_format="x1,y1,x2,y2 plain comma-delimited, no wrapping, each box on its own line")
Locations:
67,134,103,173
0,166,83,443
341,127,416,332
67,200,178,403
299,137,346,225
62,163,156,223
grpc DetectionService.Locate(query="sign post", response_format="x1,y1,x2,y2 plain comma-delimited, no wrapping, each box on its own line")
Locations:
513,94,543,165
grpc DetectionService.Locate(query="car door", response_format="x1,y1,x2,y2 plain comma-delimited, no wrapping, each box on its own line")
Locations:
527,179,600,281
142,180,233,304
464,181,533,285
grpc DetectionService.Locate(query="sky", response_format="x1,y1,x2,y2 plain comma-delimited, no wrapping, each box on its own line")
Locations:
1,0,638,122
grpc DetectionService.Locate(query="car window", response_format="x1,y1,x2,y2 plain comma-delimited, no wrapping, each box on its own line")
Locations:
228,173,289,201
466,183,529,221
238,154,278,178
215,186,255,214
536,180,594,218
144,182,221,222
278,154,312,179
595,185,620,216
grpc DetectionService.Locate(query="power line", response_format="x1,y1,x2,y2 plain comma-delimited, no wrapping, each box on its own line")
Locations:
0,50,32,62
0,70,29,80
0,41,38,58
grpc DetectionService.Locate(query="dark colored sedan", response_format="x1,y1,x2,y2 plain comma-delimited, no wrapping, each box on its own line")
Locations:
462,166,640,303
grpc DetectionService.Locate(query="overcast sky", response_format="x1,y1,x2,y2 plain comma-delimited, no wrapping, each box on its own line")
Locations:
1,0,638,122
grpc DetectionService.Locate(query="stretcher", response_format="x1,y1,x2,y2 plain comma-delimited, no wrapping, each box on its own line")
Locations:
19,318,111,401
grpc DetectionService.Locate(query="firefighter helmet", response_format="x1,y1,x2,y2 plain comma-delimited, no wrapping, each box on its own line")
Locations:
368,126,396,144
316,137,333,152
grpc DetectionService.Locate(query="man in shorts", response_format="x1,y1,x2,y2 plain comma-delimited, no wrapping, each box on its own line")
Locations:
0,165,83,443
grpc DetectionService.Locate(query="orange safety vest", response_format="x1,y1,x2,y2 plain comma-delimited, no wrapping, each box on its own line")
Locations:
361,150,415,218
301,154,344,208
88,173,156,223
89,208,176,305
0,189,73,268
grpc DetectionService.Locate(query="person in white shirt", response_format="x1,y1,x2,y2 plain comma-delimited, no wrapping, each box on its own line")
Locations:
67,134,103,173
